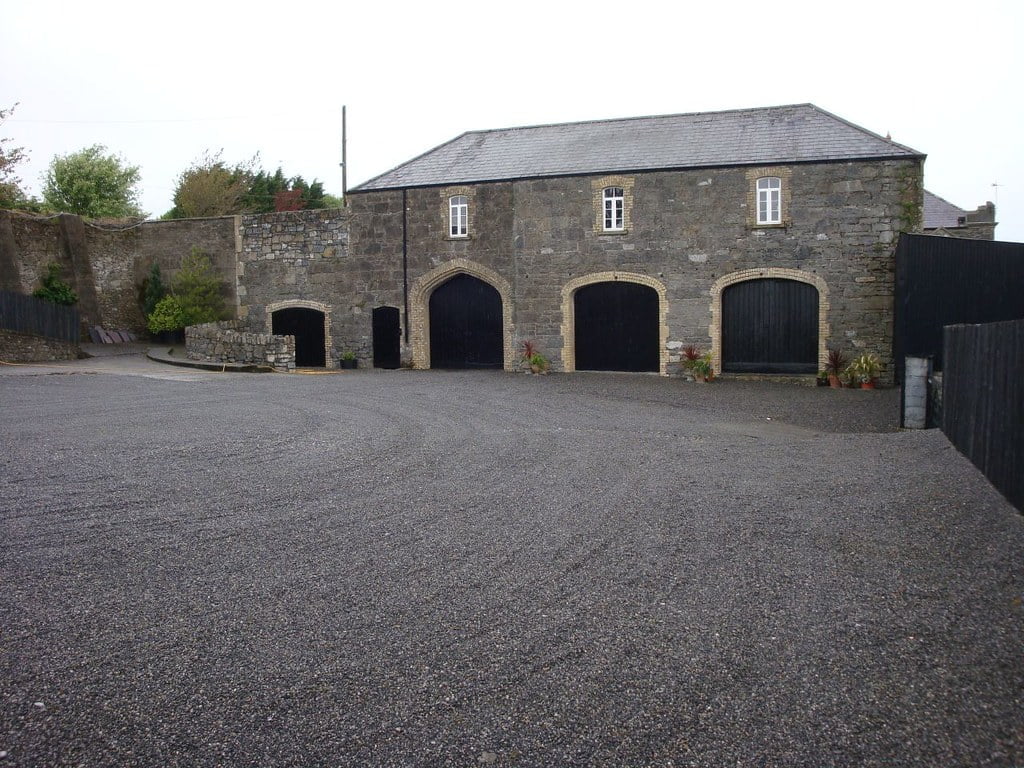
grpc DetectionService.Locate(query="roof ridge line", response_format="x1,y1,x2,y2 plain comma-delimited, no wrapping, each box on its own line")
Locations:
460,103,817,137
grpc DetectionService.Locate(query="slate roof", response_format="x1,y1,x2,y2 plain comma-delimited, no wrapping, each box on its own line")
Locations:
352,104,924,192
923,190,968,229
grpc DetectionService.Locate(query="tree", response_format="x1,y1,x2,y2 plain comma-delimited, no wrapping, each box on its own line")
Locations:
141,262,166,317
172,247,228,326
0,103,30,209
42,144,143,218
165,153,335,218
166,151,254,219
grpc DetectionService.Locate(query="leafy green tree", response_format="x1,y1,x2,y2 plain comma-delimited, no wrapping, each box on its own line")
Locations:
32,262,78,306
166,153,335,218
42,144,143,218
172,248,228,326
166,151,254,219
0,103,31,209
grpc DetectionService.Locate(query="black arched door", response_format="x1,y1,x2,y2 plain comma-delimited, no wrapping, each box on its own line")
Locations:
372,306,401,369
429,275,503,369
272,307,326,367
722,279,818,373
574,281,659,372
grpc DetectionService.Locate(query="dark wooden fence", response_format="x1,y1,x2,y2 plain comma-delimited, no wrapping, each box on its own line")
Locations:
0,290,80,343
942,319,1023,511
894,234,1024,382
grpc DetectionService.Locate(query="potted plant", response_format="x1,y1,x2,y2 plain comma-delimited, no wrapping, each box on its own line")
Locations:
522,340,549,374
680,344,702,380
340,351,358,369
528,352,550,374
691,352,713,382
850,353,881,389
826,348,847,388
816,370,829,387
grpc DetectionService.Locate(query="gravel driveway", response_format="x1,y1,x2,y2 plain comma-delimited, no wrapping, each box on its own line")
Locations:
1,359,1021,767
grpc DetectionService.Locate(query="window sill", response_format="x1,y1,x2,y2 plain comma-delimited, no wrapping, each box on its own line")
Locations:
446,235,472,241
599,229,629,236
749,221,790,230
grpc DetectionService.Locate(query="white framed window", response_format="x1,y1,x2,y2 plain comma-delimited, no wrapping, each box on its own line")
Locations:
603,187,624,231
449,195,468,237
756,177,782,225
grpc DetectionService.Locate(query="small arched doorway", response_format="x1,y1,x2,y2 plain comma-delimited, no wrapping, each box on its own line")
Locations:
272,307,326,367
721,278,818,373
372,306,401,369
574,281,659,372
429,274,503,369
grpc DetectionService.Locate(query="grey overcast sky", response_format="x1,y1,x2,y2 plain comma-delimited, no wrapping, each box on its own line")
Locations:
2,0,1022,241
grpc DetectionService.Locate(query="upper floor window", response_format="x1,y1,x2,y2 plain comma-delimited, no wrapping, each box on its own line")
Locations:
449,195,468,237
756,177,782,225
603,187,624,231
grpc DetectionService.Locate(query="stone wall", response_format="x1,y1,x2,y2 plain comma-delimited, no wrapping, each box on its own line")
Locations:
346,158,922,381
0,328,78,362
0,211,238,336
236,207,401,367
186,321,294,371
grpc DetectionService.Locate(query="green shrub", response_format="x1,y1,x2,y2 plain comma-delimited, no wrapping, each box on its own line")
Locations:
147,295,186,333
32,263,78,306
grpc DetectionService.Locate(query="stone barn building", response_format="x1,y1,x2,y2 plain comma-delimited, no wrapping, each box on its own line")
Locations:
225,104,927,379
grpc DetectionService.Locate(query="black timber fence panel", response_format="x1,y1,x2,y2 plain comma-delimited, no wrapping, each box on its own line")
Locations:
0,290,81,343
894,234,1024,382
942,319,1023,512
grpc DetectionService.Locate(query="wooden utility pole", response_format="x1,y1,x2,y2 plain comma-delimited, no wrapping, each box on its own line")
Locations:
341,105,348,206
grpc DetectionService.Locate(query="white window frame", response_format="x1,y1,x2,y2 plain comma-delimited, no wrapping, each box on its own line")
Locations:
449,195,468,237
603,187,624,231
756,177,782,225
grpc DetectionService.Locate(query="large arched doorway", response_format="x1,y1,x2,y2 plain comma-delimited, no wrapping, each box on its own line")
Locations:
574,281,659,372
272,307,326,367
429,274,503,369
721,278,818,373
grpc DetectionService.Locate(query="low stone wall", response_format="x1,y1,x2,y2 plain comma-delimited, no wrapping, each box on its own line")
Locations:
0,328,79,362
185,321,295,371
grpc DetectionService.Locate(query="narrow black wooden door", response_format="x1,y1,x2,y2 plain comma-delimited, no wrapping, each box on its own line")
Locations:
372,306,401,369
721,279,818,373
574,281,659,372
429,274,503,369
272,307,326,367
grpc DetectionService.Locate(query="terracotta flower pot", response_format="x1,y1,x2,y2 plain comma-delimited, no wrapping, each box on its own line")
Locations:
828,374,841,388
861,380,875,389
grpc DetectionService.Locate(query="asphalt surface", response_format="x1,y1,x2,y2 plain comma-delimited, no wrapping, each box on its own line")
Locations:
1,355,1021,767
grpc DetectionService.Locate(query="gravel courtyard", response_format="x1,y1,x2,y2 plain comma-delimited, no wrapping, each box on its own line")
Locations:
1,357,1022,767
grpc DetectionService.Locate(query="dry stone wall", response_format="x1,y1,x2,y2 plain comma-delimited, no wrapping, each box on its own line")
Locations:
186,321,294,371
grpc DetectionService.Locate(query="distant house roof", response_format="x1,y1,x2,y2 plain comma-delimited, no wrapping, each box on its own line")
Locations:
352,103,924,192
923,190,968,229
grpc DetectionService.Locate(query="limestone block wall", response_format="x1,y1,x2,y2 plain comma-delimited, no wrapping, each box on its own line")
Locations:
507,159,922,381
238,206,405,366
186,320,294,371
